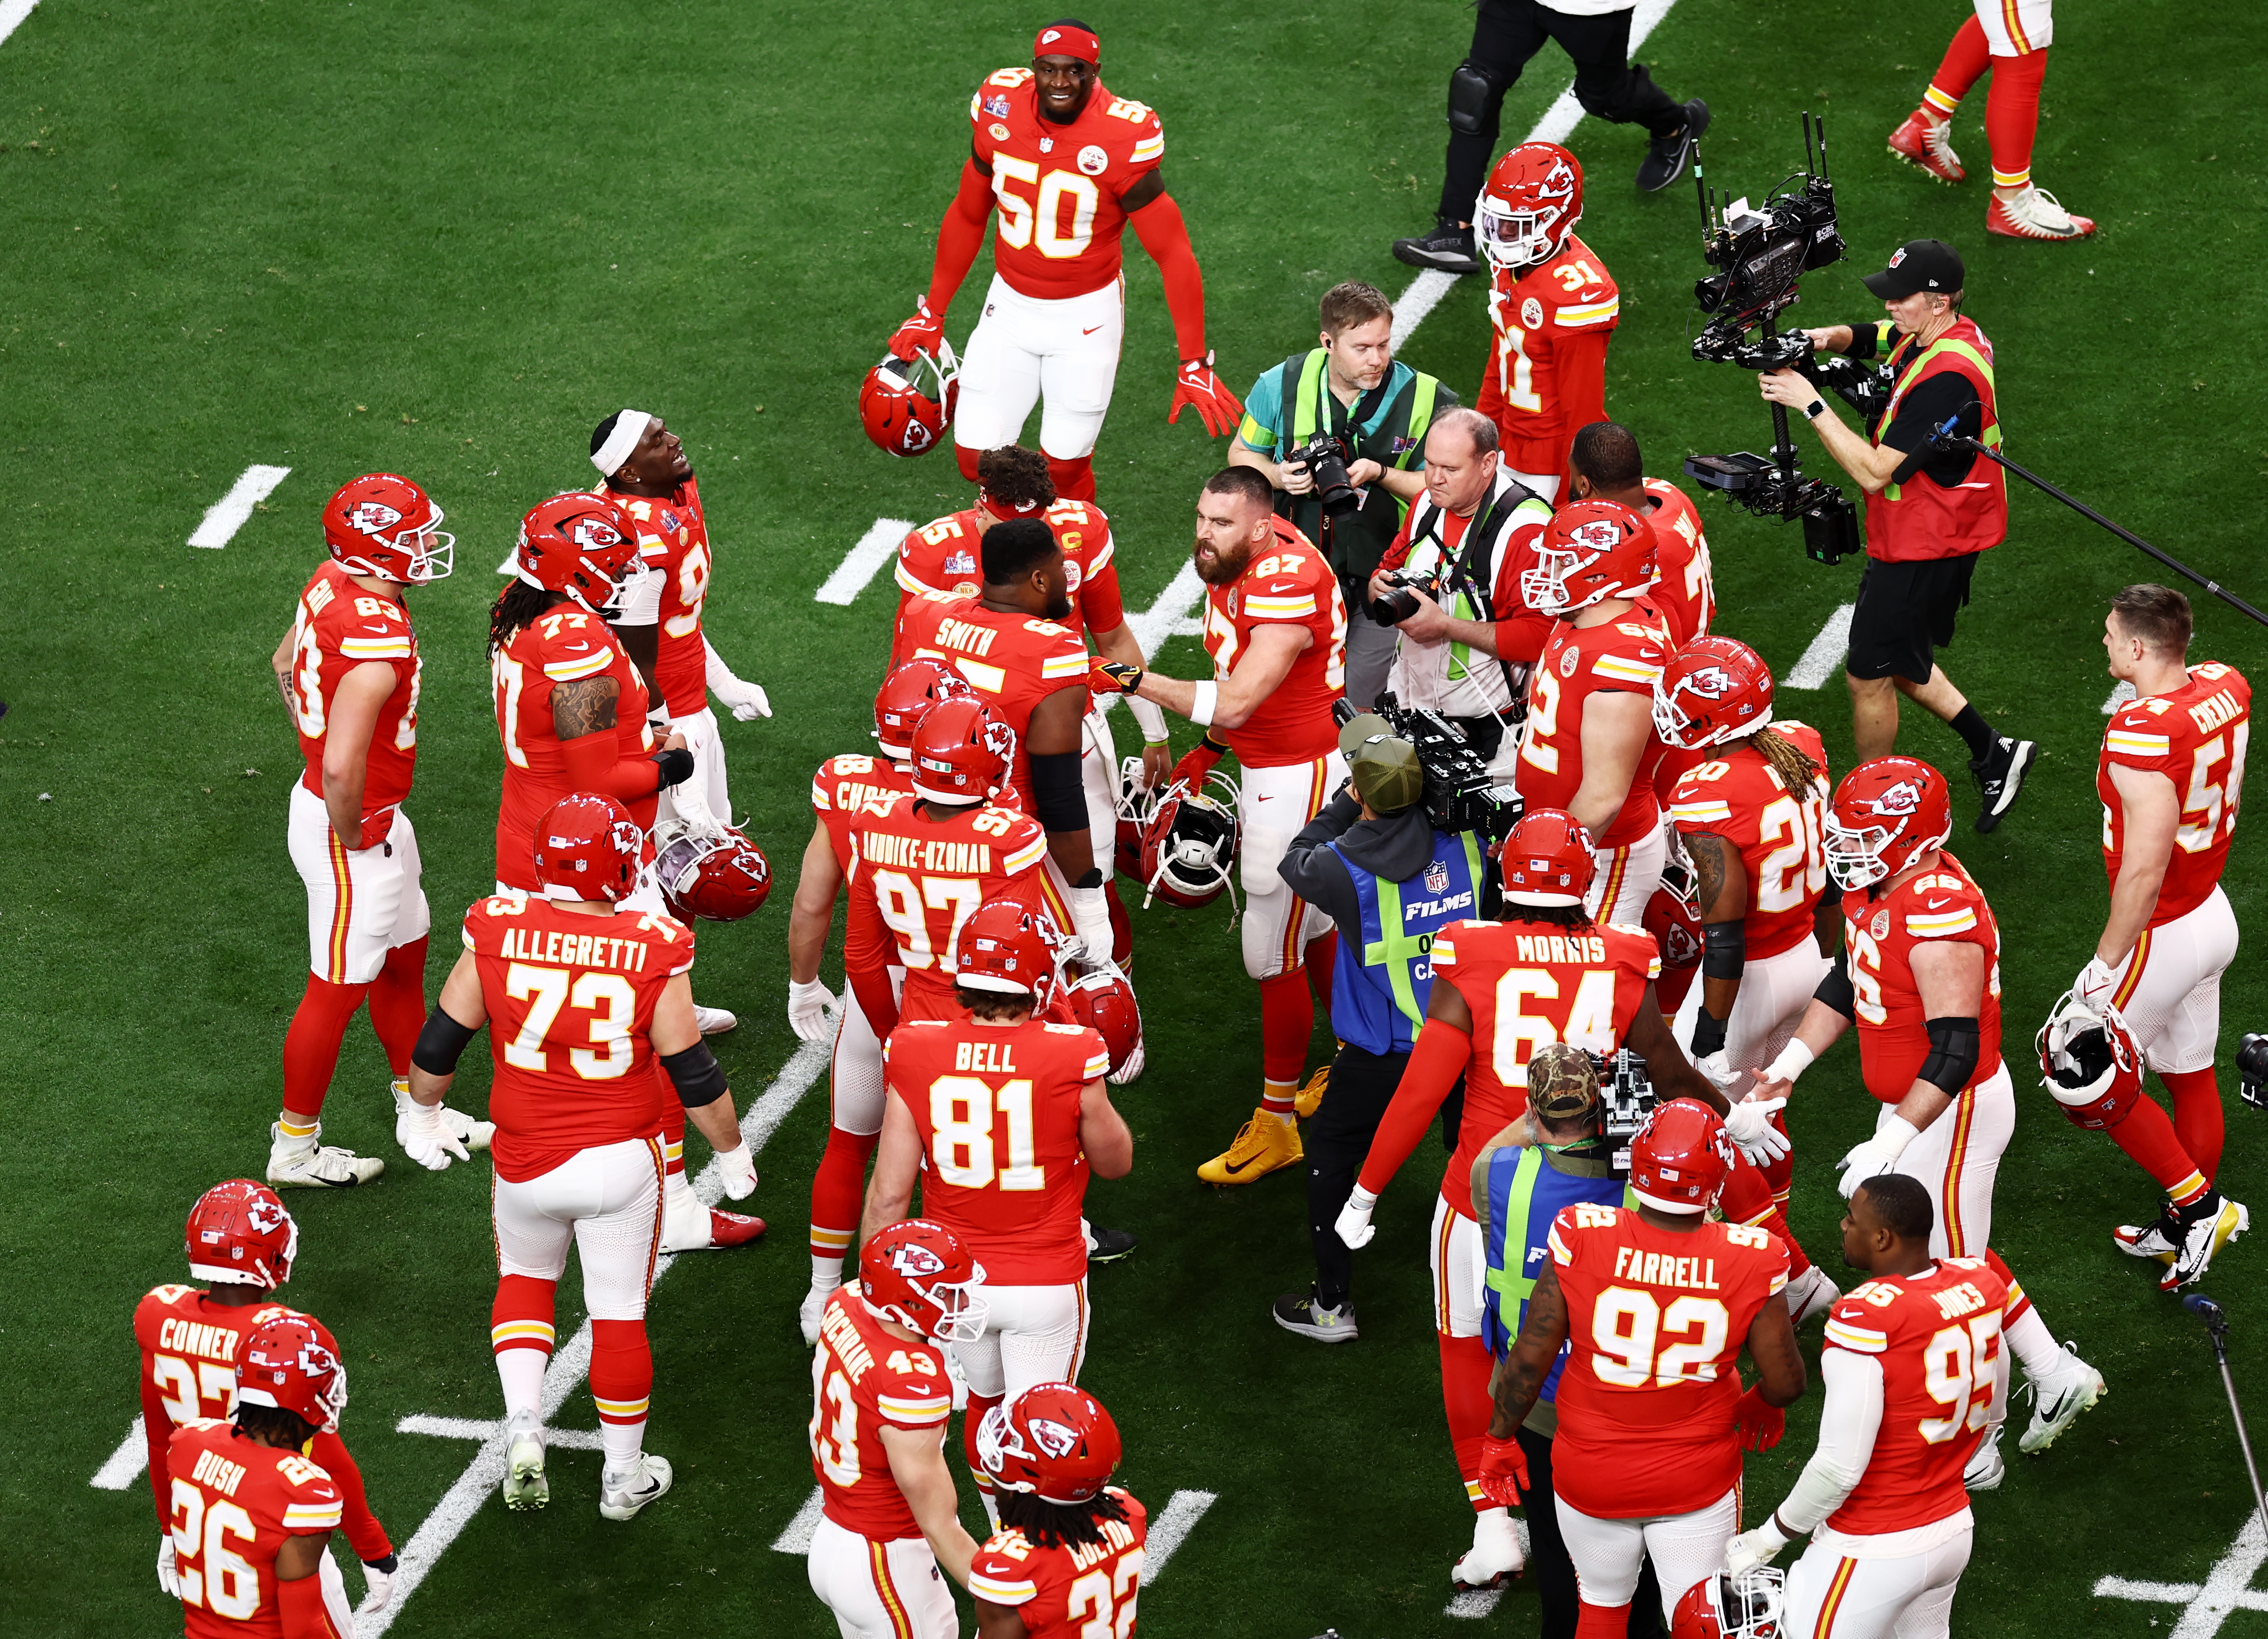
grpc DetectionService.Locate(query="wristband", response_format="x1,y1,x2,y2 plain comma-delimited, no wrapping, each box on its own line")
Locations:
1764,1039,1816,1085
1189,680,1218,726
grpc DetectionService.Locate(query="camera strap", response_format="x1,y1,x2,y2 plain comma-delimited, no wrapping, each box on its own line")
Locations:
1429,477,1538,710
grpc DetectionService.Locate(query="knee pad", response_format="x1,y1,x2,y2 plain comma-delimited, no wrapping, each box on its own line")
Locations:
1448,60,1501,136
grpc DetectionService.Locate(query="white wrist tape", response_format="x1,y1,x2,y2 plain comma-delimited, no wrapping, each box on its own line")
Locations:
1189,681,1218,727
1765,1039,1817,1084
1128,693,1169,742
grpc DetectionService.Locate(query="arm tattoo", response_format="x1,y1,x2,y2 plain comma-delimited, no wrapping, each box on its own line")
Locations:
551,675,621,740
1492,1262,1568,1426
1686,831,1734,919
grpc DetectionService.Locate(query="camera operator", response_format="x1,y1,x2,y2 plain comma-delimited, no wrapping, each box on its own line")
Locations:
1364,408,1554,776
1270,716,1489,1347
1231,280,1456,711
1759,237,2040,833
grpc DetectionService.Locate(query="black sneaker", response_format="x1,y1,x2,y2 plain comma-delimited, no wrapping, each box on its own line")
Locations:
1392,220,1481,275
1970,735,2038,832
1636,99,1710,192
1272,1288,1359,1343
1088,1226,1137,1265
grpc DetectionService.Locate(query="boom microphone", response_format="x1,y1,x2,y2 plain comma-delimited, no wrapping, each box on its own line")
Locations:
2186,1293,2228,1326
2182,1293,2268,1536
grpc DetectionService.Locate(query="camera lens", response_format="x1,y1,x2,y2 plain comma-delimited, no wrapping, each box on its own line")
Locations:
1367,589,1419,626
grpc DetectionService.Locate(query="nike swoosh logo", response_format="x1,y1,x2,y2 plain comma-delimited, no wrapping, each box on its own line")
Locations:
1252,794,1274,802
1223,1153,1267,1174
1083,324,1104,335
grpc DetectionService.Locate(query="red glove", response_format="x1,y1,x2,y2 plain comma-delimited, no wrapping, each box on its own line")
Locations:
1478,1434,1530,1506
354,809,396,851
1732,1386,1786,1451
1088,655,1143,695
887,296,943,361
1170,738,1224,794
1168,351,1244,437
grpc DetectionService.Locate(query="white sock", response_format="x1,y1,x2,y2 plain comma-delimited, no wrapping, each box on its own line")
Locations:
977,1486,1000,1533
1988,1344,2012,1427
809,1258,843,1293
495,1350,548,1423
2005,1304,2063,1382
599,1416,646,1474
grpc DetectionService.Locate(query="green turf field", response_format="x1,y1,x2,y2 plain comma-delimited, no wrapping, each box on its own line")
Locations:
6,0,2266,1632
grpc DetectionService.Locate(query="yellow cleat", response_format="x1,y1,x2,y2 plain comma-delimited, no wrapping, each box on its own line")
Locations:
1198,1107,1304,1185
1293,1062,1333,1120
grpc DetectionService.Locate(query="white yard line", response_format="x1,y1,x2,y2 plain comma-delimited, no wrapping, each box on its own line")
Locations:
1783,603,1855,690
2105,679,2136,714
188,465,292,549
0,0,42,49
89,1417,148,1491
770,1486,829,1555
2095,1508,2268,1636
815,517,915,606
1138,1487,1217,1585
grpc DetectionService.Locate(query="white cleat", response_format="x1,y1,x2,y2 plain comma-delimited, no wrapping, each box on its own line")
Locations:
1784,1265,1842,1328
2018,1343,2106,1454
267,1123,384,1188
799,1286,832,1349
2165,1196,2248,1292
393,1082,493,1153
599,1453,673,1521
1986,184,2096,241
693,1005,738,1037
1964,1424,2005,1491
502,1418,548,1512
1452,1507,1525,1589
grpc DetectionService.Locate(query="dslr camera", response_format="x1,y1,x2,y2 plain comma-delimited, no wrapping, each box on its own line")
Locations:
1334,693,1520,839
1367,564,1439,626
1283,432,1361,517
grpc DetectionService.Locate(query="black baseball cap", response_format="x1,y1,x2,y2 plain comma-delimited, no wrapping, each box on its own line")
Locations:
1861,238,1964,299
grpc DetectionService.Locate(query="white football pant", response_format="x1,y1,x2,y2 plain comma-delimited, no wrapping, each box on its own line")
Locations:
1783,1526,1972,1639
1673,934,1831,1103
1588,825,1666,930
1881,1063,2014,1261
656,703,732,829
1557,1485,1740,1619
807,1514,958,1639
829,972,895,1138
288,783,430,984
954,273,1125,462
1507,470,1562,504
954,1278,1090,1402
1429,1196,1486,1339
492,1136,664,1320
1239,752,1345,980
2102,886,2236,1075
1973,0,2051,54
317,1548,357,1634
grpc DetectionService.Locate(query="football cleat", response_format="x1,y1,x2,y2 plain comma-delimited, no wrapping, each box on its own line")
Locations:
2163,1195,2248,1292
598,1453,673,1521
797,1285,831,1349
1452,1507,1524,1589
703,1209,767,1251
1088,1226,1138,1265
1970,736,2037,833
1987,185,2095,241
693,1004,738,1036
2114,1206,2180,1262
1783,1265,1842,1328
393,1081,493,1152
1273,1289,1359,1344
1294,1061,1333,1120
1198,1107,1303,1185
502,1417,548,1512
1887,110,1964,184
267,1124,384,1189
1963,1424,2005,1491
2017,1343,2105,1454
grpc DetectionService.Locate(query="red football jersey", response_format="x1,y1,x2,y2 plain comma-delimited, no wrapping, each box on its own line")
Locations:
968,68,1166,300
2099,661,2251,927
1518,602,1674,848
1548,1203,1789,1518
164,1417,343,1639
1666,722,1831,960
894,499,1126,646
894,591,1091,811
810,1287,955,1539
462,893,692,1182
1476,233,1620,476
610,478,711,718
1426,917,1659,1218
886,1017,1109,1283
1820,1255,2006,1536
814,754,917,871
846,792,1050,1019
968,1487,1149,1636
1642,478,1715,646
491,607,656,891
1203,516,1346,768
285,563,420,819
1842,851,2004,1104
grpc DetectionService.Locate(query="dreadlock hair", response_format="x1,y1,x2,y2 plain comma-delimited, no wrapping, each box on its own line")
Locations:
490,581,562,654
235,1402,317,1451
1749,726,1825,801
1504,902,1595,931
994,1485,1130,1552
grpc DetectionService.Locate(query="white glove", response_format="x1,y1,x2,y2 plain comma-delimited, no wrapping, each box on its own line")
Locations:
1335,1185,1380,1250
715,1142,758,1201
1723,1097,1791,1165
2071,954,2121,1014
705,637,772,720
1836,1115,1920,1198
397,1100,471,1170
788,979,838,1042
360,1557,396,1613
1696,1050,1741,1092
1726,1520,1788,1576
1067,885,1115,969
157,1534,179,1596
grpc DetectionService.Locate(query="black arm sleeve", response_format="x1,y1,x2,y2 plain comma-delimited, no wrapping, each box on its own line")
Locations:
1814,948,1857,1023
410,1007,480,1075
1700,920,1746,982
660,1042,730,1109
1918,1016,1981,1097
1030,749,1088,834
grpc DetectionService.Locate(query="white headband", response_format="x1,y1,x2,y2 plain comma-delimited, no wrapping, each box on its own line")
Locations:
591,409,653,477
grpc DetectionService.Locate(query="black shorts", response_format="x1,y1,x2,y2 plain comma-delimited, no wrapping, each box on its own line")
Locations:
1847,553,1979,684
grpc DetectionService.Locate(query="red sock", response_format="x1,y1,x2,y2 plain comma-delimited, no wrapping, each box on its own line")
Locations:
1438,1330,1495,1510
1924,13,1990,114
662,1105,688,1183
1305,934,1338,1011
368,936,428,1075
964,1392,1004,1498
281,973,373,1124
1760,1109,1794,1203
1985,1248,2033,1326
589,1318,654,1466
1984,45,2047,188
1045,453,1096,504
2106,1094,2208,1204
1258,971,1314,1111
1577,1600,1633,1639
954,445,982,485
808,1127,880,1263
1105,878,1133,968
2162,1068,2225,1185
490,1273,558,1356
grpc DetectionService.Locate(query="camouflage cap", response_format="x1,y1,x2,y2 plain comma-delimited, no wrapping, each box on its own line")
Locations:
1527,1043,1601,1123
1338,715,1423,815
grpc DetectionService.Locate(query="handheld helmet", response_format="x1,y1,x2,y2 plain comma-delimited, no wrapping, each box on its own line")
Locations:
861,338,961,458
654,821,771,922
2037,995,2147,1132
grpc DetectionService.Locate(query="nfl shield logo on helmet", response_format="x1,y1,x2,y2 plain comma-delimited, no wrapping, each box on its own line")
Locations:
1424,859,1451,893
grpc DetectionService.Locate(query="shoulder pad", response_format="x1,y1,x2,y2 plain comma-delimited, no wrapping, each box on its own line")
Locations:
1042,1022,1088,1036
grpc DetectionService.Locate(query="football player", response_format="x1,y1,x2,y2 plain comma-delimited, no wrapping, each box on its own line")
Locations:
1751,756,2104,1481
1516,499,1676,924
137,1181,395,1614
1102,466,1349,1182
1336,808,1721,1589
165,1312,360,1637
864,899,1133,1525
1724,1174,2006,1639
1565,422,1714,647
888,20,1242,503
1472,144,1618,499
2061,584,2249,1283
1479,1101,1805,1634
807,1219,988,1639
267,472,485,1187
403,793,762,1521
590,410,773,830
969,1383,1147,1639
489,493,752,1252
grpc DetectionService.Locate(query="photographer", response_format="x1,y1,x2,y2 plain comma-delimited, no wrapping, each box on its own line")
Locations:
1271,715,1489,1347
1232,281,1455,710
1759,238,2038,832
1365,408,1554,776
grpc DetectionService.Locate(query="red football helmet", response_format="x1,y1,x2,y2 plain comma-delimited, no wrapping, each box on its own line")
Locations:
1673,1568,1787,1639
185,1180,298,1291
1523,498,1658,617
1478,141,1584,272
875,657,975,761
1645,864,1703,1014
322,473,452,584
2037,994,2147,1131
859,1218,989,1343
1497,809,1596,907
1654,637,1775,750
236,1313,349,1433
956,898,1062,1007
1067,965,1142,1079
1138,771,1241,909
860,337,961,458
1823,757,1950,890
654,820,771,922
910,696,1016,804
512,491,641,613
1630,1098,1734,1214
977,1382,1123,1505
532,792,643,904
